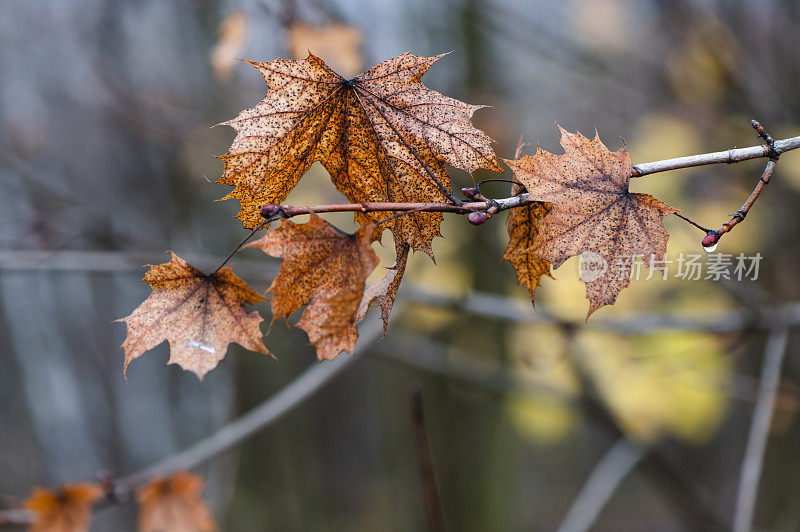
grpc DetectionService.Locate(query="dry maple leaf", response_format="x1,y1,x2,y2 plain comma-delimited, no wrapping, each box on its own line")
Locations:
25,483,103,532
118,252,270,380
218,51,501,257
137,472,216,532
248,214,379,360
504,128,677,317
503,183,552,304
357,243,409,330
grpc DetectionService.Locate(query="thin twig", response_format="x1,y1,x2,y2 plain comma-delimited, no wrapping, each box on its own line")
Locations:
630,134,800,176
710,160,776,243
114,316,384,495
673,212,713,233
410,388,446,532
556,438,646,532
733,326,791,532
0,250,798,334
213,220,269,274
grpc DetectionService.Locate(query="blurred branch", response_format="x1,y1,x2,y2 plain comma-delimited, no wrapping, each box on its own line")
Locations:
565,334,727,531
113,316,383,495
2,250,799,333
0,316,385,528
0,249,280,280
403,286,800,334
410,388,446,532
733,326,791,532
556,438,646,532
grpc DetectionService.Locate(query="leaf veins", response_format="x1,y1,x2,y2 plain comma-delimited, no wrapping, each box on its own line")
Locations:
505,128,677,317
118,252,270,380
248,214,379,360
218,52,501,258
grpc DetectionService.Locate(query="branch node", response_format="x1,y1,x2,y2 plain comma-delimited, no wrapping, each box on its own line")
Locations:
752,120,780,160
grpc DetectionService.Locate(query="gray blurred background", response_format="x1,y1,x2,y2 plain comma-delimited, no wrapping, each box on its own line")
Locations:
1,0,800,530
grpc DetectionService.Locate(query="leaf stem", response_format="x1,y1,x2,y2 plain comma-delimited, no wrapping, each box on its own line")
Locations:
212,220,269,274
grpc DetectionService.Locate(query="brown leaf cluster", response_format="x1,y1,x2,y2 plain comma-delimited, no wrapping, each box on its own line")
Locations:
218,52,501,258
137,472,216,532
118,252,270,380
249,214,379,360
505,128,677,317
25,483,103,532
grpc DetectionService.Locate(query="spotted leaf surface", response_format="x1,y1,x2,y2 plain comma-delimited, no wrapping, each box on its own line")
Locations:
503,183,552,305
218,52,501,257
118,252,270,380
505,128,677,317
248,214,379,360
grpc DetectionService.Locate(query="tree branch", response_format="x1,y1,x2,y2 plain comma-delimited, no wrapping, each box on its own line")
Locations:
733,326,791,532
556,438,645,532
630,134,800,177
0,316,386,528
257,131,800,232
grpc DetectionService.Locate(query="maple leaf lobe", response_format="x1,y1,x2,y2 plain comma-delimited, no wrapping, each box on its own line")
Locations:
248,214,379,360
218,51,501,257
503,183,552,304
118,252,270,380
505,128,677,317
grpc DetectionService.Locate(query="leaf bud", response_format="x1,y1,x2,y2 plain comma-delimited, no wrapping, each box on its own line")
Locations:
461,186,478,199
467,211,488,226
260,204,281,219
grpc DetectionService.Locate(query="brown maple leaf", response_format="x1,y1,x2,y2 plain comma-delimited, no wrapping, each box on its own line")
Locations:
504,128,677,317
137,472,216,532
218,52,501,257
503,183,552,304
118,252,270,380
25,483,103,532
248,214,379,360
357,243,409,330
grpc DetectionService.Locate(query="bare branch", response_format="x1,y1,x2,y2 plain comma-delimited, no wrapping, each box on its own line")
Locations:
0,316,385,528
410,389,446,532
631,134,800,177
557,438,645,532
113,316,384,496
733,326,791,532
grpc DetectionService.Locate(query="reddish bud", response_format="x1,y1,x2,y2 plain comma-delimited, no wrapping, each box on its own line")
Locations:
701,233,719,247
467,211,488,226
260,204,281,219
461,186,478,199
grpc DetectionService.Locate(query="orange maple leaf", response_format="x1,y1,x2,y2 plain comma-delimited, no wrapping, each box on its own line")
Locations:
248,214,379,360
118,252,270,380
25,483,103,532
137,472,216,532
218,52,501,257
505,128,677,317
503,183,552,304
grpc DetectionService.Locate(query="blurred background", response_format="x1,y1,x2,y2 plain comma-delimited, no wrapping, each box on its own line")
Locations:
1,0,800,530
